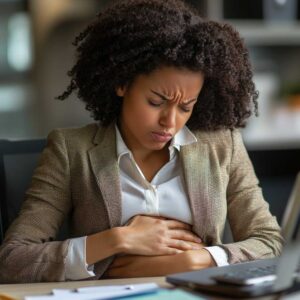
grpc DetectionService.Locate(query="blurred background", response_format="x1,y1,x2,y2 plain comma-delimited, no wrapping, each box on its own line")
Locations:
0,0,300,150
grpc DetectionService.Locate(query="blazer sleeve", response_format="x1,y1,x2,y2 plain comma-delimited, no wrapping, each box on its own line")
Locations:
0,129,74,283
220,130,284,264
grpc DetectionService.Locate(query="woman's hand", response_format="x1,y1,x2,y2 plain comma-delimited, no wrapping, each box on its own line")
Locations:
105,249,216,278
86,215,202,265
119,215,203,256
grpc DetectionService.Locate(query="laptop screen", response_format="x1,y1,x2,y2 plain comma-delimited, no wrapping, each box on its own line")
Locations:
281,172,300,242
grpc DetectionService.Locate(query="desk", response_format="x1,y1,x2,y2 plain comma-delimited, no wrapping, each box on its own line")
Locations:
0,277,283,300
3,278,167,300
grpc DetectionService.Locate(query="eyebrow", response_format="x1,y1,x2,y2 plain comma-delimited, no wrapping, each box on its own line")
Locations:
150,90,198,105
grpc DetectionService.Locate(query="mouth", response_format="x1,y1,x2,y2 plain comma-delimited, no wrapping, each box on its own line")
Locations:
150,131,173,143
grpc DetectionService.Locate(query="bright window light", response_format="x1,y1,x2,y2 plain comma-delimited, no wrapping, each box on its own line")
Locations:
7,12,33,72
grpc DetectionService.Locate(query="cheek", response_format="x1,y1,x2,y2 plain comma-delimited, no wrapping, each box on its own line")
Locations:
123,99,142,121
134,104,157,124
124,103,155,129
177,112,192,128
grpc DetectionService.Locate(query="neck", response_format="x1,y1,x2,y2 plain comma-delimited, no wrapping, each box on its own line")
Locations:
132,146,169,164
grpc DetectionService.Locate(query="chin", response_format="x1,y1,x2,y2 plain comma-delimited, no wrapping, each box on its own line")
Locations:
148,143,167,151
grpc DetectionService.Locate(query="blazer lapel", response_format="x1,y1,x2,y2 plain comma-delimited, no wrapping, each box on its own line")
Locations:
88,124,122,228
181,142,210,242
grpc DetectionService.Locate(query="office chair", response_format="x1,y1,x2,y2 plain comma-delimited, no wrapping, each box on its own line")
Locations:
0,139,46,244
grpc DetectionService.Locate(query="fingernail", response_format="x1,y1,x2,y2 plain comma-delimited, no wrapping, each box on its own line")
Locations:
197,238,202,243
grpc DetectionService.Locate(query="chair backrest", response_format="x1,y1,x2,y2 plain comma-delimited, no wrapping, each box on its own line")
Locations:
0,139,46,244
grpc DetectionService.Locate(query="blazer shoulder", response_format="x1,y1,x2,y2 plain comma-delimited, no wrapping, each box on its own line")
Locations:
192,128,241,147
47,123,102,150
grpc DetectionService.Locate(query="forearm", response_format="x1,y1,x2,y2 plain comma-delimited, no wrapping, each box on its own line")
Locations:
86,227,126,265
0,239,69,283
107,255,174,278
106,249,216,278
86,225,145,265
154,249,216,272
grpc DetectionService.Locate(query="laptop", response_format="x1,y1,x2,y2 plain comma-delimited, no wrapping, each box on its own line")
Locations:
166,172,300,297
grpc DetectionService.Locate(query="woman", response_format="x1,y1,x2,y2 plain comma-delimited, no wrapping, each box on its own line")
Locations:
0,0,283,283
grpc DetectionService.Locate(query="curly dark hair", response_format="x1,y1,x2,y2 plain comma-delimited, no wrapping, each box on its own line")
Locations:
57,0,258,130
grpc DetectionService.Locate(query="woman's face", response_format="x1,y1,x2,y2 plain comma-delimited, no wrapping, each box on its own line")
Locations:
117,66,204,154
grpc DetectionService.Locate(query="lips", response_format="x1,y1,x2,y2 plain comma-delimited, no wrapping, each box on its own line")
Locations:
151,131,173,143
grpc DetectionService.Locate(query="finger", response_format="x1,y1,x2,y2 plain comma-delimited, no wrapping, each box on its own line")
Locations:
185,241,205,250
137,215,167,221
146,215,167,220
168,239,196,251
125,215,139,225
166,220,192,230
161,247,183,255
170,229,202,243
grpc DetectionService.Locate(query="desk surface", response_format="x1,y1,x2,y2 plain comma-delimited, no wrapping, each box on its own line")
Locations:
0,277,280,300
0,277,167,300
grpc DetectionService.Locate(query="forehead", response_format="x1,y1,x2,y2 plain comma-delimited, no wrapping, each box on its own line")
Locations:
133,66,204,95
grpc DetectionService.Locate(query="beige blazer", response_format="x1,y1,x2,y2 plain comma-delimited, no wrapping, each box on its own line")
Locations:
0,123,283,283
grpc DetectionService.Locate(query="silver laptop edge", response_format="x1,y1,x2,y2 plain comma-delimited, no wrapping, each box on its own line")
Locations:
274,172,300,290
281,172,300,242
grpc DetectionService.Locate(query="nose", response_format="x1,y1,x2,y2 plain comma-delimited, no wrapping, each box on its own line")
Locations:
159,106,176,129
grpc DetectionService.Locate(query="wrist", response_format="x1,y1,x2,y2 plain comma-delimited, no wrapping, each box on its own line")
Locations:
186,249,216,271
200,248,216,268
86,227,125,265
114,226,132,253
204,246,228,267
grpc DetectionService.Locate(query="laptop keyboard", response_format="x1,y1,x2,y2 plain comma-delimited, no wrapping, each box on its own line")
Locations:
213,264,300,286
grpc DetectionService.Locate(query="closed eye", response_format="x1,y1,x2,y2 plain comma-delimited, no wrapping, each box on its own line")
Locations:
148,100,163,107
180,106,191,112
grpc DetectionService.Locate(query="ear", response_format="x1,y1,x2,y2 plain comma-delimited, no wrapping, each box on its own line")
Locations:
116,85,127,97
